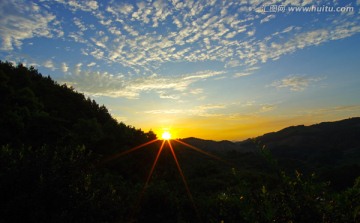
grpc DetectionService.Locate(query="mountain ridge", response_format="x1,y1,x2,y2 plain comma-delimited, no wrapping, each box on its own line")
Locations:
1,62,359,222
181,117,360,152
181,117,360,190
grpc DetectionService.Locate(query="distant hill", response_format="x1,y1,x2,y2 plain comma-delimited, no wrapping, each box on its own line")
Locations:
181,137,248,153
1,62,359,222
256,117,360,151
182,118,360,190
183,117,360,157
252,118,360,164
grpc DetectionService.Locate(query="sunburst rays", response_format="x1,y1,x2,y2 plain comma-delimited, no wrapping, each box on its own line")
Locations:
100,137,231,221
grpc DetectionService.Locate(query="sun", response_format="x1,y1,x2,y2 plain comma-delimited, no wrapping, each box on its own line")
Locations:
161,131,172,140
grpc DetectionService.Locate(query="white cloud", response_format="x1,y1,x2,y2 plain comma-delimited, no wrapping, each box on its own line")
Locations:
270,75,323,91
108,26,122,36
123,25,139,36
234,72,251,78
190,88,203,95
2,0,359,100
61,62,69,72
196,104,226,110
60,69,225,99
118,3,134,15
144,109,184,114
107,3,134,16
87,62,96,67
182,70,224,80
90,49,104,60
69,0,359,75
74,63,82,75
173,16,183,28
260,14,275,24
261,105,276,112
226,60,241,68
57,0,99,12
43,60,56,70
73,17,87,31
225,31,237,39
143,103,226,117
0,1,60,50
247,29,256,37
91,36,108,48
158,91,180,100
68,32,87,43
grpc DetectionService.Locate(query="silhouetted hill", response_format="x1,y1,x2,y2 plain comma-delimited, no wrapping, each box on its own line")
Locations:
0,61,156,153
183,118,360,160
254,118,360,189
1,61,359,222
182,118,360,190
256,117,360,150
181,137,253,153
253,118,360,165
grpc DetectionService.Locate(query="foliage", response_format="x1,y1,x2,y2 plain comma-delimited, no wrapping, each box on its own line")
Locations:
0,144,136,222
0,61,359,222
203,146,360,223
0,61,156,151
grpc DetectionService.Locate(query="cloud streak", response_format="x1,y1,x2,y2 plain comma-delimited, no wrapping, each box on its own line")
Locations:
0,0,359,103
1,0,359,74
60,68,225,99
14,0,355,77
270,75,324,91
0,0,62,50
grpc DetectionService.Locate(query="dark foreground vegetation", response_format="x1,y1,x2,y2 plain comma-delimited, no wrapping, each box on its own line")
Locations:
1,61,359,222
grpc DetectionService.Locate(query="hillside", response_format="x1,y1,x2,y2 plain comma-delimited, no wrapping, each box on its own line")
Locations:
254,118,360,189
183,118,360,152
1,61,359,222
255,117,360,152
0,61,155,152
182,118,360,190
0,61,157,222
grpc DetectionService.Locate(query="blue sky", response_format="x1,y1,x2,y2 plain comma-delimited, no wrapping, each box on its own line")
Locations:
1,0,360,140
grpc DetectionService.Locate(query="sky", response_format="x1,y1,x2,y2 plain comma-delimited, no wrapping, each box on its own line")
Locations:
1,0,360,141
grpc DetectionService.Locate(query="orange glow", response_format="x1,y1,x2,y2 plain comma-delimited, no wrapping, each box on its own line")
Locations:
173,139,232,166
167,140,199,217
99,139,159,165
154,127,179,140
101,137,232,222
143,140,166,188
161,131,171,140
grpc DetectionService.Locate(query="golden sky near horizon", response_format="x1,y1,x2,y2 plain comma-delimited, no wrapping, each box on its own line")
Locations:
1,0,360,140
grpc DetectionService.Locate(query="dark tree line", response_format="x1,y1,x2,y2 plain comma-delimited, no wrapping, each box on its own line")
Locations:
0,61,156,222
0,61,359,222
0,61,156,151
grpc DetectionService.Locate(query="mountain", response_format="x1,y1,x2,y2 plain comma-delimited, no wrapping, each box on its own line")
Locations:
254,118,360,190
181,137,248,152
182,118,360,190
250,118,360,166
0,61,155,153
1,61,359,222
182,117,360,158
255,117,360,152
0,61,160,222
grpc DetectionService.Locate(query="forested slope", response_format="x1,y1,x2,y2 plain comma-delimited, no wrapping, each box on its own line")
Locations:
0,61,155,151
0,61,156,222
1,61,359,222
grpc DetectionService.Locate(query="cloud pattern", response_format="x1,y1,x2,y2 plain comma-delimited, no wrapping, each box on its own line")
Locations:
1,0,360,136
1,0,359,95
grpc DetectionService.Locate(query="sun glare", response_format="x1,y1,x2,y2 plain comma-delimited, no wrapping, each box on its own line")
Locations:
102,131,228,222
161,131,171,140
